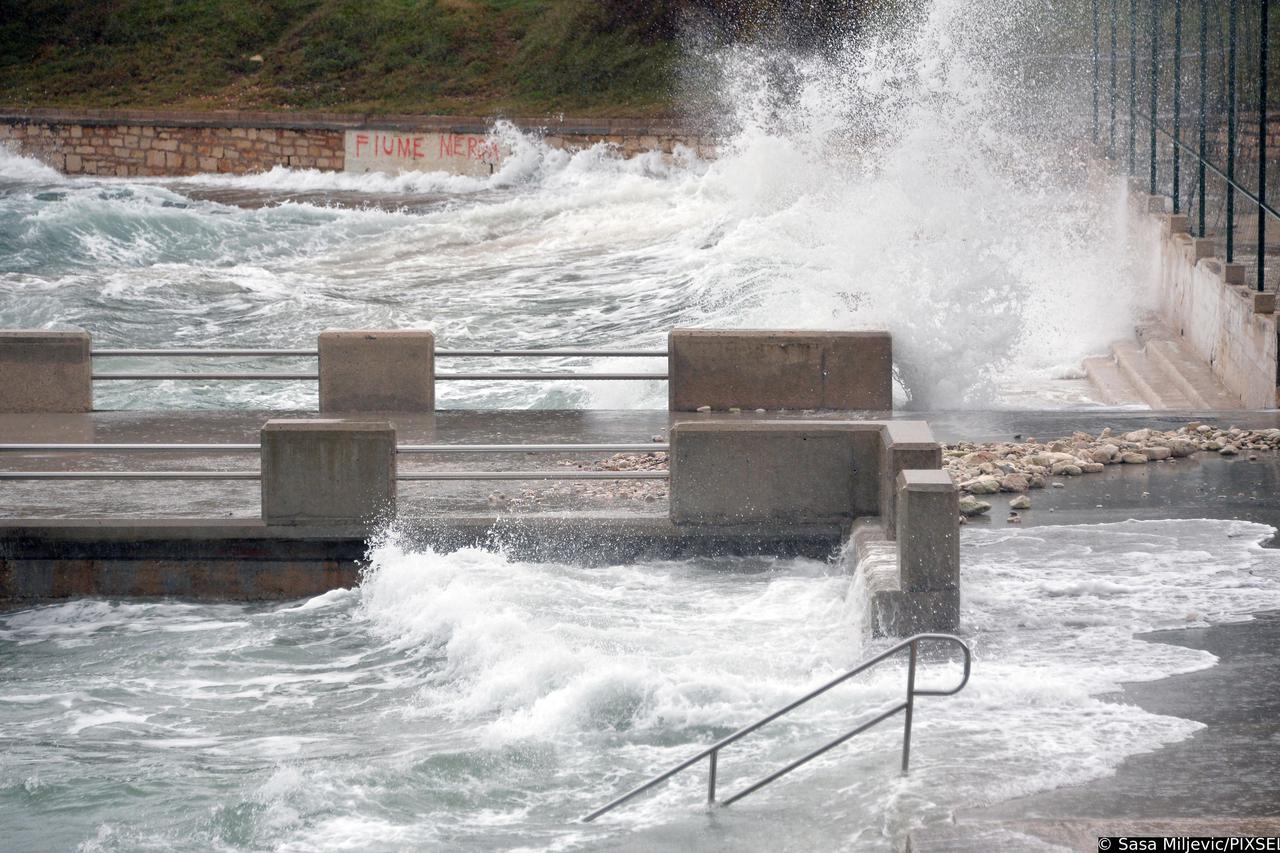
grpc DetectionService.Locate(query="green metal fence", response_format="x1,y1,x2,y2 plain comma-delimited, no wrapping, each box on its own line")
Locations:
1094,0,1277,293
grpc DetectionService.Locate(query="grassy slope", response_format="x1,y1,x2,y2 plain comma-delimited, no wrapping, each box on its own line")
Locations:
0,0,682,116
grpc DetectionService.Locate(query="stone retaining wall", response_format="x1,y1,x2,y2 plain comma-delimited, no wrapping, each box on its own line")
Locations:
0,108,712,177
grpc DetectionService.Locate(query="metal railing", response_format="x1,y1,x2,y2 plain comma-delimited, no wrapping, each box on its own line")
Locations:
581,634,971,823
1092,0,1276,292
0,442,669,481
89,347,669,382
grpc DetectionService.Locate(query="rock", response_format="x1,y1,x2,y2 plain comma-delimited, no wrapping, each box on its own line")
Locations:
696,405,711,413
999,473,1030,492
1098,427,1113,438
1196,424,1213,433
1028,475,1047,489
1006,513,1022,524
1080,462,1105,473
1166,439,1197,457
1184,421,1201,431
651,435,664,442
961,475,1002,495
1205,440,1223,451
1249,454,1259,461
1091,444,1119,463
1142,446,1172,461
729,407,742,413
1124,429,1151,442
1219,444,1239,456
1010,495,1032,510
1120,452,1148,464
755,408,766,413
1052,482,1065,489
961,451,998,465
959,496,991,517
1050,462,1082,476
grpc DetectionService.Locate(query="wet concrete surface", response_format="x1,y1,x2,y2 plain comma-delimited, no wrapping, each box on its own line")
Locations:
912,612,1280,851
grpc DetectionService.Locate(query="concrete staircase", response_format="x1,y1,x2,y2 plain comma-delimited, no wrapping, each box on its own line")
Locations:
1082,323,1245,409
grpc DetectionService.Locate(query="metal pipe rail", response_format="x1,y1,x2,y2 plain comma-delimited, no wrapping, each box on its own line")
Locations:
0,442,669,481
0,443,669,454
91,372,668,381
581,634,971,823
91,349,668,357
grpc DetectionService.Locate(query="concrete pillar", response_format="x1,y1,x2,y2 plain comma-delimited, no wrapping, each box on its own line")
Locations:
260,420,396,527
894,469,960,633
0,330,92,413
669,421,881,525
318,330,434,413
878,421,943,540
668,329,892,412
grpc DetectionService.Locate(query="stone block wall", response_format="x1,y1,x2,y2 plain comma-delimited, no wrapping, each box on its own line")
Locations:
0,118,344,177
0,109,712,178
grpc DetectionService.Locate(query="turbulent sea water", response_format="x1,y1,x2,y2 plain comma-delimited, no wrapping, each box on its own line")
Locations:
0,1,1237,850
2,520,1279,851
0,0,1149,411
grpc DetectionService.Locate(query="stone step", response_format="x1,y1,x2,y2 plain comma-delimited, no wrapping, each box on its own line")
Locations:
1111,341,1195,409
1144,338,1244,409
1081,355,1145,407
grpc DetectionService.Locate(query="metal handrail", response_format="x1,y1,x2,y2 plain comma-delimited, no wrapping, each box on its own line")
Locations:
1135,109,1280,224
91,349,668,358
90,372,667,381
581,634,971,823
0,443,668,454
0,442,669,481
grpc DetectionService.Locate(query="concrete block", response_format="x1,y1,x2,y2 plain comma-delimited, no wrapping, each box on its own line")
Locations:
668,329,892,412
0,330,92,413
1252,292,1276,315
261,420,396,526
879,587,961,636
1165,213,1189,235
1191,238,1215,260
879,421,943,540
1224,263,1247,285
669,421,879,525
896,470,959,593
1147,194,1167,213
319,330,434,412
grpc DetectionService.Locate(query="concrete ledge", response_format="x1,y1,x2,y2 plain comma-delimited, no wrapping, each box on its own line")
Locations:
879,421,944,539
319,329,434,412
896,469,959,594
0,515,844,600
668,329,893,412
0,330,92,414
261,420,396,527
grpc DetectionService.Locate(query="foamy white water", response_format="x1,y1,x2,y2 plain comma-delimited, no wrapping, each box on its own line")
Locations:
0,0,1146,411
1,519,1276,851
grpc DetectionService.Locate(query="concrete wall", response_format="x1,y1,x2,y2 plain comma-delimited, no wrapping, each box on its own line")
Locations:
1131,187,1278,408
0,330,92,413
260,420,396,527
0,109,714,177
318,330,435,413
668,329,893,412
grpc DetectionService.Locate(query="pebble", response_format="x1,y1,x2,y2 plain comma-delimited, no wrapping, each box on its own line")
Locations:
1010,494,1032,510
1219,445,1239,456
696,405,711,413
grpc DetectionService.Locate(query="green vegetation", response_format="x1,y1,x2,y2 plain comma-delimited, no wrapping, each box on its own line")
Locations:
0,0,880,115
0,0,683,115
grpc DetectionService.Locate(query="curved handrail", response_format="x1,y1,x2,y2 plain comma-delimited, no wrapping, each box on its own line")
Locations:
581,633,970,822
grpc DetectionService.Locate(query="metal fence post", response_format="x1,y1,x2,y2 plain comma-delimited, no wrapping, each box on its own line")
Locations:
1227,0,1238,263
1150,0,1160,195
1093,0,1102,143
1198,0,1207,235
1259,0,1269,293
1111,0,1119,155
1173,0,1183,212
901,639,918,774
1130,0,1139,174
